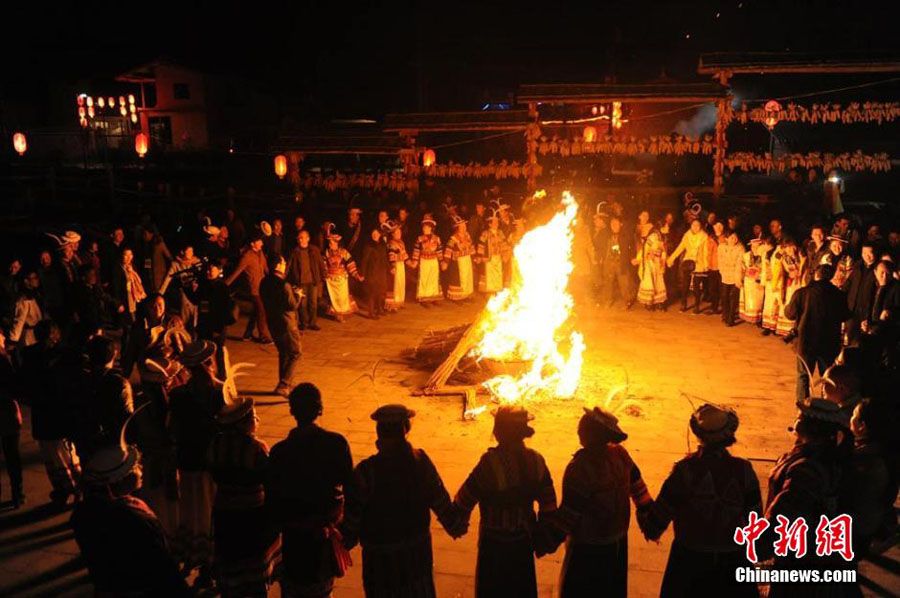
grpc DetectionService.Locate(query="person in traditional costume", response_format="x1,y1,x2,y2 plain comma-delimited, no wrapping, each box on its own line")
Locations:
454,406,558,598
762,398,859,598
133,346,186,545
739,238,768,325
761,239,785,334
209,377,281,598
408,217,444,306
343,405,467,598
776,239,806,338
266,383,354,598
383,221,408,311
550,406,654,598
667,219,710,313
323,224,361,322
476,210,508,294
633,211,667,309
167,339,223,587
442,215,476,301
71,407,192,598
643,404,761,598
359,228,390,319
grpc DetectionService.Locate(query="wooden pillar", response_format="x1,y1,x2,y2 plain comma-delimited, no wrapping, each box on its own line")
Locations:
525,102,540,190
712,70,733,197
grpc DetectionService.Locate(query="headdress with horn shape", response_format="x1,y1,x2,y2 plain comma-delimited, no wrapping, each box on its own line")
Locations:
216,346,257,424
325,222,342,242
83,402,151,485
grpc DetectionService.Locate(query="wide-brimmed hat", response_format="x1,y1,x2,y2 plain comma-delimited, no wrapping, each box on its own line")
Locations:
493,405,535,438
827,234,849,244
582,406,628,443
451,214,468,227
203,224,221,237
140,355,183,385
180,339,217,367
381,219,398,234
46,231,82,247
422,217,437,227
796,397,850,428
83,402,150,485
371,404,416,423
217,395,255,425
260,221,273,237
690,403,739,444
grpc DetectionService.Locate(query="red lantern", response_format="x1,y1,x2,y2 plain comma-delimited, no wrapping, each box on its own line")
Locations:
130,113,138,124
12,132,27,156
77,95,85,107
612,102,624,130
422,148,436,167
108,97,115,108
128,94,135,105
274,154,288,179
582,125,597,143
764,100,782,129
78,106,86,118
80,117,88,128
88,106,95,119
120,106,128,116
86,96,94,108
118,96,126,106
135,133,149,158
97,97,105,109
129,104,136,114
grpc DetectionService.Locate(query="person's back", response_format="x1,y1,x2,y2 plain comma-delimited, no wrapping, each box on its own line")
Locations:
266,387,353,597
259,272,296,336
72,493,189,596
790,279,849,356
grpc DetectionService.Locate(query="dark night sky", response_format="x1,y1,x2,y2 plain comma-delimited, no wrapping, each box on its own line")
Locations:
4,0,900,122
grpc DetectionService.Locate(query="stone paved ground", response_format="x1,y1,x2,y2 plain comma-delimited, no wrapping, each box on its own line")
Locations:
1,295,898,598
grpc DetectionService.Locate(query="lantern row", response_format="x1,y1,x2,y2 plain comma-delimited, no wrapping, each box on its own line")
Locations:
76,93,139,127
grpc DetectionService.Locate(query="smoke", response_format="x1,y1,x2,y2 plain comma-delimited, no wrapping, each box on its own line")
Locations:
674,95,743,138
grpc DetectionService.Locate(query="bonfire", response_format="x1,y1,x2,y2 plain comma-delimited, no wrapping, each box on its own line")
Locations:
416,190,585,411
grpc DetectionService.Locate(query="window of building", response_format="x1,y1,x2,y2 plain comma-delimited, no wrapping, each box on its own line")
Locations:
173,83,191,100
148,116,172,146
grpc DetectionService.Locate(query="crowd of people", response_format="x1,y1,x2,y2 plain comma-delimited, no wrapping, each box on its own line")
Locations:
0,183,898,598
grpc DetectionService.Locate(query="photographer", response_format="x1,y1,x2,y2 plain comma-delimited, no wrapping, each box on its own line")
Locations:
259,255,302,397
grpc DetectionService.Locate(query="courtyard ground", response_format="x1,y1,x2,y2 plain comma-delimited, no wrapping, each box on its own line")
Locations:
1,297,898,597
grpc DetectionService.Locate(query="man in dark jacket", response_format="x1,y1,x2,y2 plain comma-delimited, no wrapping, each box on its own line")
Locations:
266,383,354,598
785,264,851,402
260,255,302,396
358,228,390,319
193,262,234,358
845,241,878,343
286,230,323,331
601,216,635,308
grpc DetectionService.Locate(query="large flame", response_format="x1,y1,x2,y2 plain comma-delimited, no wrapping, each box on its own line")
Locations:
471,190,584,403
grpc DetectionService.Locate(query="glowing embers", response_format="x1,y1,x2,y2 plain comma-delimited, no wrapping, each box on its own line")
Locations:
470,190,584,404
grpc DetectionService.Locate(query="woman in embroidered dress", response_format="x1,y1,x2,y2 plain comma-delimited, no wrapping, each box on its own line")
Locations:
442,215,476,301
477,210,508,294
383,221,408,311
323,225,361,322
632,212,667,309
408,218,443,306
